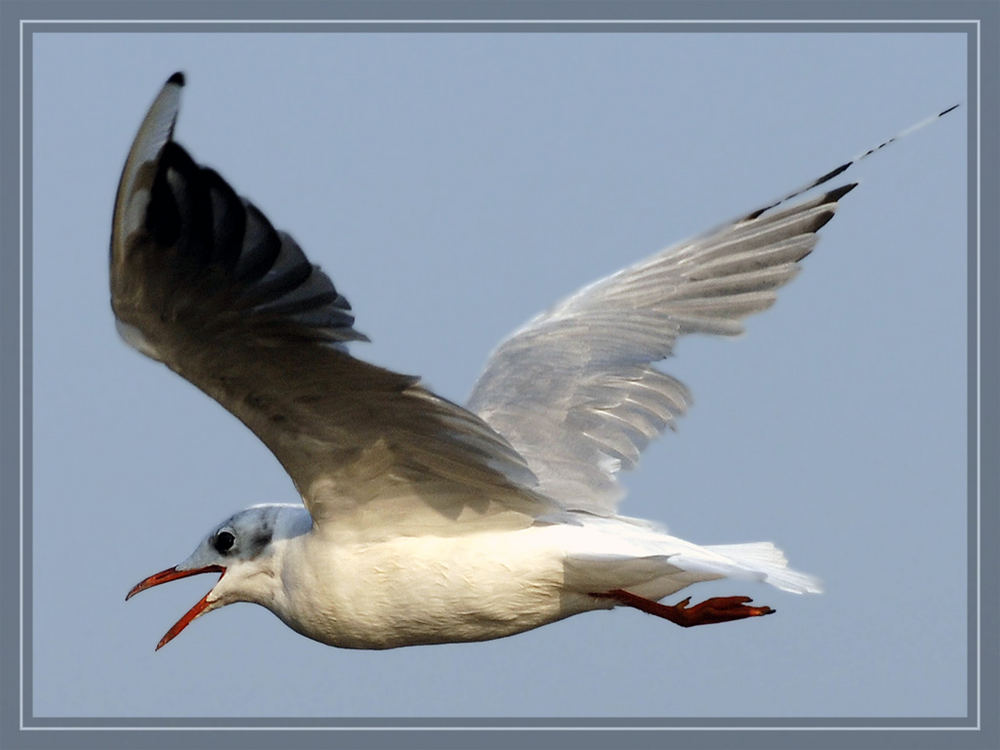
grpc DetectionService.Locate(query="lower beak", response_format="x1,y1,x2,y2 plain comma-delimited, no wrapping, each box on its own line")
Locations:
126,564,225,650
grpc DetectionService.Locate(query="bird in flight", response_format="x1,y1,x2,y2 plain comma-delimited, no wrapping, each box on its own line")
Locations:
117,72,953,650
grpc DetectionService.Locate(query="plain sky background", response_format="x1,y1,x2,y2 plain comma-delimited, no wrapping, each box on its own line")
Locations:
30,31,967,719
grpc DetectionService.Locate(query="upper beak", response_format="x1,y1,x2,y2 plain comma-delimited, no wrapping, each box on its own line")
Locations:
126,564,225,650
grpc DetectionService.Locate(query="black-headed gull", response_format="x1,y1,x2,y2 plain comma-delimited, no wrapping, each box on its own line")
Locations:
118,73,953,650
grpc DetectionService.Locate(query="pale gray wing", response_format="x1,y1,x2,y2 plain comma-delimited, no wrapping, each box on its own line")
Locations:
467,180,857,514
111,74,553,539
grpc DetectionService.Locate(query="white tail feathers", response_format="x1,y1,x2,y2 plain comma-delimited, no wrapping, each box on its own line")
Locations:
706,542,823,594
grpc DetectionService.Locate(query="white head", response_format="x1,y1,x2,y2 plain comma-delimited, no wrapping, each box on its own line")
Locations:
126,503,309,649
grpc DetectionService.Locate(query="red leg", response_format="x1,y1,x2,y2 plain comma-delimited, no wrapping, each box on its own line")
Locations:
591,588,774,627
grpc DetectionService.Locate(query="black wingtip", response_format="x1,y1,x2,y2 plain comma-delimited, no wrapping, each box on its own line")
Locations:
939,103,960,117
167,71,186,87
809,209,838,233
823,182,859,204
743,201,778,222
809,161,852,189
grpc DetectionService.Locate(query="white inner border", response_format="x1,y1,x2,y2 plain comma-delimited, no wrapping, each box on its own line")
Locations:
18,17,981,733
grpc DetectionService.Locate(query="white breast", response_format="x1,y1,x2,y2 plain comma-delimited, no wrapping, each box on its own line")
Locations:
273,525,599,649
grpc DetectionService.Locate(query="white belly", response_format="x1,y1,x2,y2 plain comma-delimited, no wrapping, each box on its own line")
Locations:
274,525,605,649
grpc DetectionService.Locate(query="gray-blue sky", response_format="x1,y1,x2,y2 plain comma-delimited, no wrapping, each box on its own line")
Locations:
31,31,967,718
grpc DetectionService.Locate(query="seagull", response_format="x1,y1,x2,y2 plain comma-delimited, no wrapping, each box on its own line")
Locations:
118,72,953,651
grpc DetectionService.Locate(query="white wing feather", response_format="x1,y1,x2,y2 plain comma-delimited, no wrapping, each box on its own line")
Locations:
468,184,856,513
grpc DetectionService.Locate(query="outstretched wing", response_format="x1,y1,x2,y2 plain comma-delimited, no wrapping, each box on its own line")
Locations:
111,74,553,540
467,181,856,514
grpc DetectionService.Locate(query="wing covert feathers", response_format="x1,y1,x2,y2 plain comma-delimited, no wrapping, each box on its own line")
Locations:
110,74,552,539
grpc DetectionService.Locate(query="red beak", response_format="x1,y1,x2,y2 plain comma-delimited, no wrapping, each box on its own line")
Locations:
126,565,225,650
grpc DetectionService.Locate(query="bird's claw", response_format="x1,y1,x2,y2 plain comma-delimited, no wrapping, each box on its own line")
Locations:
592,589,775,627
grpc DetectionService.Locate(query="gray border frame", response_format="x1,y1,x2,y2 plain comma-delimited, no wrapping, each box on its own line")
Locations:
2,1,996,748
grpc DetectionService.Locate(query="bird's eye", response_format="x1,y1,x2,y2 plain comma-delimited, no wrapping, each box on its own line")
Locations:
213,529,236,554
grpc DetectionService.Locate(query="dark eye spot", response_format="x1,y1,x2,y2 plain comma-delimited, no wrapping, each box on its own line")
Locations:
213,529,236,555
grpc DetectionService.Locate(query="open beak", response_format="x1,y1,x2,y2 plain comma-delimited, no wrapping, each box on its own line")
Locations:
126,565,225,650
